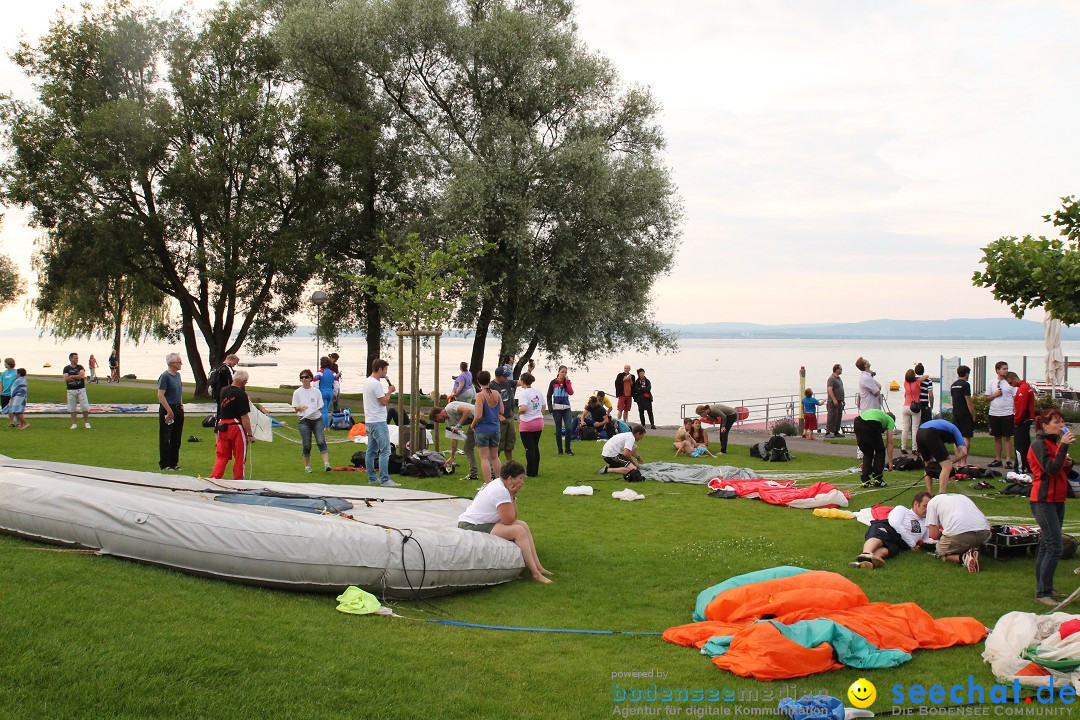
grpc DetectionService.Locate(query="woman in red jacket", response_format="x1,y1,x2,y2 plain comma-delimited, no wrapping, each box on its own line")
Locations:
1028,408,1075,605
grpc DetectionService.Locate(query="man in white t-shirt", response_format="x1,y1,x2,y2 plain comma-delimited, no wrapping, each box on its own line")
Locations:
364,358,400,487
596,425,646,477
985,360,1016,468
849,492,931,569
926,493,991,573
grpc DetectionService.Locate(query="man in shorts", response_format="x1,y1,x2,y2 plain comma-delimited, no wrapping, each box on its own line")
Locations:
925,493,991,573
849,491,932,569
491,367,517,463
915,418,968,495
596,425,646,477
950,365,976,448
986,360,1015,468
62,352,91,429
615,365,634,423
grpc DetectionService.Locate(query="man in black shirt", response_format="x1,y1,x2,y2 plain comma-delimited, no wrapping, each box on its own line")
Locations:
950,365,975,448
62,352,91,429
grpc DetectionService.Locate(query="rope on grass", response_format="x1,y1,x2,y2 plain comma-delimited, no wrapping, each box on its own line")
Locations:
422,619,661,635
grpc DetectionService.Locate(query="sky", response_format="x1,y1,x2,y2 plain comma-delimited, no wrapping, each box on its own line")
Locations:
1,0,1076,331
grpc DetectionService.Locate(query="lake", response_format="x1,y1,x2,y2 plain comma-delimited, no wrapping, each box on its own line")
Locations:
3,331,1075,426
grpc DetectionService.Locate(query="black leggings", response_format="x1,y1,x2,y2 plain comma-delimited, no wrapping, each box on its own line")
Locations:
853,417,886,483
520,429,542,477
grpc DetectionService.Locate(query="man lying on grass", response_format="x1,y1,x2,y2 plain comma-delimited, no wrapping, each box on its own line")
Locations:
457,460,553,584
849,492,932,569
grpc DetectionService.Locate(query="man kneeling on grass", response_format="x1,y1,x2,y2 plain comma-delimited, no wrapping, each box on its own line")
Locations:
457,460,552,584
596,424,646,477
926,493,991,573
849,492,932,569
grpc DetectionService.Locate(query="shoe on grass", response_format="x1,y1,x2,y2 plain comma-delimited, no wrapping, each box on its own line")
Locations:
963,549,980,573
380,479,402,488
873,479,887,488
85,422,92,429
70,423,77,430
988,459,1002,467
566,450,574,456
596,466,608,475
1036,596,1057,606
305,466,312,473
869,555,886,569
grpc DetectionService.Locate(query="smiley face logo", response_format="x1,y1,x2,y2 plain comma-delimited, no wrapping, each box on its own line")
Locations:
847,678,877,709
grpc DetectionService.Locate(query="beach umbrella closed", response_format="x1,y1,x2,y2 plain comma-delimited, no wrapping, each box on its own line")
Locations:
1045,314,1066,387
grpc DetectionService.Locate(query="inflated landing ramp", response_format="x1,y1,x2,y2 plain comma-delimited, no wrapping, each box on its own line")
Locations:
0,456,524,597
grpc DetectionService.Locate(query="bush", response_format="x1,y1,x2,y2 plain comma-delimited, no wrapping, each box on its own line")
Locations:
771,419,798,436
122,373,137,380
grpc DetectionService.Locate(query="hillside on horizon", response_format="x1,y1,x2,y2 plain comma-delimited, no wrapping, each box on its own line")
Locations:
668,318,1079,340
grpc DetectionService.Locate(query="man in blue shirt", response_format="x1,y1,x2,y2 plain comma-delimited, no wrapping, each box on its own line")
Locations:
915,419,968,495
157,353,185,470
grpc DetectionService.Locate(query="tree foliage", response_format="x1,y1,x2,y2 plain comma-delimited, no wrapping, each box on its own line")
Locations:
274,0,682,370
973,196,1080,325
1,0,327,393
0,252,25,310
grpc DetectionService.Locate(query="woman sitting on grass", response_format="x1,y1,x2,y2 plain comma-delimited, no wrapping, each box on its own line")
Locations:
457,460,552,584
673,417,694,456
690,418,716,457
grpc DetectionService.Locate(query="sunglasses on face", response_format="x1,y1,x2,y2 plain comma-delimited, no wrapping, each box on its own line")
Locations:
300,375,312,380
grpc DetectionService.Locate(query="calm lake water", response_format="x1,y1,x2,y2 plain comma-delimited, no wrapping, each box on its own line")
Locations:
4,331,1076,426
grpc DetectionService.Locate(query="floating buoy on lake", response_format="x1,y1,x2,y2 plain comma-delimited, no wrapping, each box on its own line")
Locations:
888,380,900,392
43,363,51,368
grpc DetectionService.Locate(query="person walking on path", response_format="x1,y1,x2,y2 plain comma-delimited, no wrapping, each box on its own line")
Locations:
108,349,118,383
1008,371,1036,474
986,360,1015,468
855,357,881,411
156,353,185,471
633,368,656,429
546,365,574,456
62,352,91,429
292,369,331,473
210,370,253,480
825,364,845,438
1028,408,1075,605
364,358,400,487
517,372,546,477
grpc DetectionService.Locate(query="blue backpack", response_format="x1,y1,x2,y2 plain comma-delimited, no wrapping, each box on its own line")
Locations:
330,408,354,430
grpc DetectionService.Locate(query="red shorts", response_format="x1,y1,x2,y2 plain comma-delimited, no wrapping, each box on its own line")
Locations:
804,413,818,430
618,395,632,412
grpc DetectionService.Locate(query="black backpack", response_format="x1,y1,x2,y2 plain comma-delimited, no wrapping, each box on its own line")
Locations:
580,425,598,441
766,435,792,462
892,455,925,471
208,364,227,400
402,451,449,478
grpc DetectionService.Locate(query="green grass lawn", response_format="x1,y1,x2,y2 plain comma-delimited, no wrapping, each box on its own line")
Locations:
0,383,1074,718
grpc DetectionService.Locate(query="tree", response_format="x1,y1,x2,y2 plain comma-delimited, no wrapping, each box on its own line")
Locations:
0,253,24,311
973,196,1080,325
32,214,169,378
274,0,681,372
1,1,328,394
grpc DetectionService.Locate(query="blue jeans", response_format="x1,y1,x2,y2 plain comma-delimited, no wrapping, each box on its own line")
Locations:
298,417,328,458
1031,501,1065,598
366,421,391,485
552,408,573,452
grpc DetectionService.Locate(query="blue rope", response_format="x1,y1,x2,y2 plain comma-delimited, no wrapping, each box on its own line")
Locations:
426,619,661,635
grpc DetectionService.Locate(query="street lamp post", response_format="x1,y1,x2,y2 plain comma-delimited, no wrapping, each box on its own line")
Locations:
310,290,327,367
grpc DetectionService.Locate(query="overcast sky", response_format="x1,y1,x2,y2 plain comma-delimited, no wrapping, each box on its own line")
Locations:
1,0,1076,331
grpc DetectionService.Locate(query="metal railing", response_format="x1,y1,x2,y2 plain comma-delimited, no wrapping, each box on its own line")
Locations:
680,395,806,431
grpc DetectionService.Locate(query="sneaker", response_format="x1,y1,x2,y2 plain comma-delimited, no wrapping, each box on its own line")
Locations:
848,560,873,570
869,555,886,569
557,449,563,455
596,466,608,475
1036,596,1058,606
650,425,657,430
70,423,77,430
459,474,479,482
1052,591,1068,601
988,459,1003,467
963,549,980,573
380,479,402,488
85,422,91,429
324,465,332,472
873,479,887,488
305,466,313,473
1005,461,1014,469
861,480,873,488
368,478,379,485
566,450,574,456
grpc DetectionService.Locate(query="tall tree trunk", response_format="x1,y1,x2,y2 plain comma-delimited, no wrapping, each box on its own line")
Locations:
364,291,381,377
111,297,123,381
181,309,209,396
470,303,493,374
